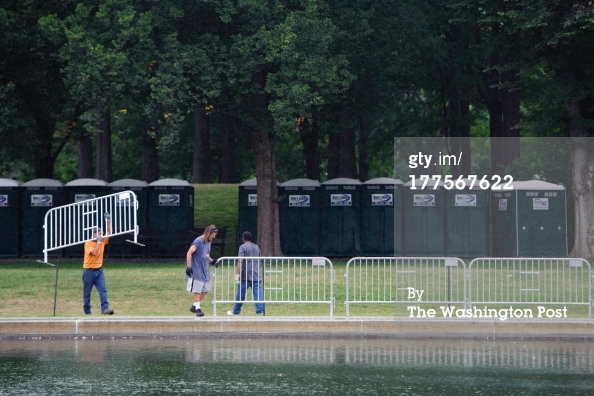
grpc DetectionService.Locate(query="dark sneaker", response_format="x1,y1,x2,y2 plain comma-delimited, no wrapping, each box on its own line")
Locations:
195,308,205,317
102,309,114,315
189,305,197,313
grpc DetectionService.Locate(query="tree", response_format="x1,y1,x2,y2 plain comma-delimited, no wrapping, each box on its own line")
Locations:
199,0,352,254
0,1,75,180
41,0,188,183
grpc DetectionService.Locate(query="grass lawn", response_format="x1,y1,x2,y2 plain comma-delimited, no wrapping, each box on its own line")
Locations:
0,260,362,317
0,259,589,318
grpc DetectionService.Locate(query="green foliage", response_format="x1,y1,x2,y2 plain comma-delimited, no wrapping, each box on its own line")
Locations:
4,0,594,184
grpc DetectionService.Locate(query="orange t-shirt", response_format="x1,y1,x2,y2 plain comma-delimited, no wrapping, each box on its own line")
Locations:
83,238,109,269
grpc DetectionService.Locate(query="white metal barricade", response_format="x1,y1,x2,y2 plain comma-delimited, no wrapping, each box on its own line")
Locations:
467,258,593,318
212,256,335,317
42,190,140,264
344,257,467,316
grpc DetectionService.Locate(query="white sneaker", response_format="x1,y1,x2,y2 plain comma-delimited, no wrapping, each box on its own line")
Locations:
227,310,238,316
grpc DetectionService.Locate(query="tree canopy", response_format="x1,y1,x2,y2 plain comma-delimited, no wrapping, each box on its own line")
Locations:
2,0,594,255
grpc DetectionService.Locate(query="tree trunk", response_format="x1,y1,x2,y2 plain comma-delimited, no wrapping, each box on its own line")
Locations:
191,107,211,183
567,99,594,258
446,136,471,178
77,134,93,178
328,109,358,179
95,109,112,182
220,110,240,183
484,67,521,176
32,113,56,179
358,117,371,182
141,131,159,183
252,69,282,256
299,116,321,181
444,96,472,178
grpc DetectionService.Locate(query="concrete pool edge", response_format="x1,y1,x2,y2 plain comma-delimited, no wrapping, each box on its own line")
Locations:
1,317,593,340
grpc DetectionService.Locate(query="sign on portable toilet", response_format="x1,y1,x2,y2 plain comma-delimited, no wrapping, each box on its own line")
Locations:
20,178,64,257
320,178,362,257
0,178,20,257
279,178,321,255
403,178,446,256
362,177,404,256
64,178,108,203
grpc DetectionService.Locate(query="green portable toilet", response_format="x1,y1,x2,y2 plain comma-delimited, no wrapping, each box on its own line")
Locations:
362,178,404,256
64,178,108,203
238,178,258,244
107,179,148,258
63,178,108,257
491,180,567,257
148,179,194,257
20,178,64,257
403,179,446,256
279,178,321,255
0,178,20,257
445,179,489,257
320,178,362,257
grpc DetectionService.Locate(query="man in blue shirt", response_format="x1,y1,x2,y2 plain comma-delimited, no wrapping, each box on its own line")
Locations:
185,225,218,316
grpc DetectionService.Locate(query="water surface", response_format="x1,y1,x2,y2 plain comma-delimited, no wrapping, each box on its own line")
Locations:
1,338,593,395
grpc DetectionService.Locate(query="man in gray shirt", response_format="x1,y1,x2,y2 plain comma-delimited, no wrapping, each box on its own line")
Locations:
227,231,264,315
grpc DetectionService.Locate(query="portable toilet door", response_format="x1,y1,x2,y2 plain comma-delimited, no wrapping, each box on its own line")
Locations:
107,179,148,258
238,178,258,244
63,178,108,257
515,180,567,257
279,178,321,255
403,178,446,256
320,178,362,257
148,178,194,257
490,187,517,257
0,178,20,257
445,179,489,257
361,178,404,256
20,178,64,257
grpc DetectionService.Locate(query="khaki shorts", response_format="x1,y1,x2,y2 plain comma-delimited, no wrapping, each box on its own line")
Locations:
186,278,211,293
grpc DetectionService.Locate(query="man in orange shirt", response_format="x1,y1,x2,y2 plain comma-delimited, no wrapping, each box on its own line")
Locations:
83,213,114,315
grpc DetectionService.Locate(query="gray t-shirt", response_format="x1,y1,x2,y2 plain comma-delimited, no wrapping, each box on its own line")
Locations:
238,242,262,281
190,236,211,282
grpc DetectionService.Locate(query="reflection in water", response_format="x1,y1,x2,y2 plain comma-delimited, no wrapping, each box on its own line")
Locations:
1,338,593,395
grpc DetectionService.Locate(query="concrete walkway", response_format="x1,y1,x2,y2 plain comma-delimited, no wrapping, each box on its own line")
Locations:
1,317,593,340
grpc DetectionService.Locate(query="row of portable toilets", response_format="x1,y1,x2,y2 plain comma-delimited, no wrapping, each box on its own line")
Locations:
239,177,568,258
0,176,567,259
0,178,195,258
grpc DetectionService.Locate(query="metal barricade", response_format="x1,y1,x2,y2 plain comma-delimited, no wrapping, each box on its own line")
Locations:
344,257,467,317
213,257,335,317
42,191,139,263
467,258,593,318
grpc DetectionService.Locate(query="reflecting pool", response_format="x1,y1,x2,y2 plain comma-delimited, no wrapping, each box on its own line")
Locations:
1,338,593,395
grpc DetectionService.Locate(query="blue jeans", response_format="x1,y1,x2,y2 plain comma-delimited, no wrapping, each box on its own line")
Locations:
82,268,109,314
232,281,264,314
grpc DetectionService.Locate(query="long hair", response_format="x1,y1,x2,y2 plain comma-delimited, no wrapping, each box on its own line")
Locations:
202,224,218,238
